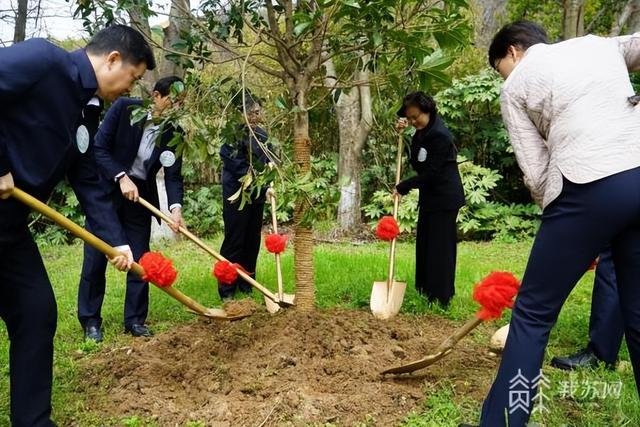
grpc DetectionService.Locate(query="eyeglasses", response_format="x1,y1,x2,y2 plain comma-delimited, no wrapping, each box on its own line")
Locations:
493,58,502,71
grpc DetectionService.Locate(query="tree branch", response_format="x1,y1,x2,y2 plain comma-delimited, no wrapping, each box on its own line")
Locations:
171,0,286,79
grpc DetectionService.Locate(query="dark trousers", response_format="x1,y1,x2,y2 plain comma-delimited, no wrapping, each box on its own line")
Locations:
0,200,56,427
77,188,151,329
480,170,640,426
589,247,624,364
415,207,458,305
218,198,264,298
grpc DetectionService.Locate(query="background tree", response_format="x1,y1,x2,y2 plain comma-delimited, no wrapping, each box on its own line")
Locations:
13,0,27,42
324,54,375,234
562,0,585,39
73,0,471,310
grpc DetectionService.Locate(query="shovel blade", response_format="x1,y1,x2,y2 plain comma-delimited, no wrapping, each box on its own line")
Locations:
278,293,295,306
264,296,281,314
264,292,295,313
186,307,251,321
381,349,452,375
370,280,407,320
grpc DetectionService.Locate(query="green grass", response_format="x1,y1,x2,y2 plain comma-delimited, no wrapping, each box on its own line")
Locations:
0,237,638,425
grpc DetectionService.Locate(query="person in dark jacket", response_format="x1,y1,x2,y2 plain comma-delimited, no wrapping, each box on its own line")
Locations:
218,97,272,301
78,76,185,340
394,91,465,306
0,25,154,427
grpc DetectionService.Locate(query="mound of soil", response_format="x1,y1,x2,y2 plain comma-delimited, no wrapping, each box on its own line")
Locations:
78,308,498,426
222,299,259,318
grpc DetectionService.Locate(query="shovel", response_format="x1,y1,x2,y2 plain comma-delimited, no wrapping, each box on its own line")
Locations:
137,197,293,313
382,271,520,374
262,188,296,313
370,134,407,320
10,187,245,321
381,317,483,374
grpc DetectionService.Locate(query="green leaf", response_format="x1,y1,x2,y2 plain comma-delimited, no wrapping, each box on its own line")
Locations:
294,21,312,36
275,96,287,110
372,32,383,47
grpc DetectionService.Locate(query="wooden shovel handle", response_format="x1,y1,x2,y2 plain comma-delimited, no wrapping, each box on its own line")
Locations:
137,197,280,303
387,134,404,288
435,316,484,354
266,189,285,301
10,187,212,316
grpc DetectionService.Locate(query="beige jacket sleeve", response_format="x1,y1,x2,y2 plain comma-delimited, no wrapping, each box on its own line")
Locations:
501,91,549,206
616,32,640,71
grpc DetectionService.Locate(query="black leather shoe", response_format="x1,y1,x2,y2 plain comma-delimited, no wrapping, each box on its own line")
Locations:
84,325,103,343
125,324,153,337
551,347,602,370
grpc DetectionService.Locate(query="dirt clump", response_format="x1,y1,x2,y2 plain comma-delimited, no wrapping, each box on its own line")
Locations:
78,308,497,426
223,298,259,318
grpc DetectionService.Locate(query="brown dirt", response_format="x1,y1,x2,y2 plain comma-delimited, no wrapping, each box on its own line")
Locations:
78,308,499,426
222,299,259,318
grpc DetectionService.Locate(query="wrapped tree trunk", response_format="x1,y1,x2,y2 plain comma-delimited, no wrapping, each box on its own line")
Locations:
292,97,315,311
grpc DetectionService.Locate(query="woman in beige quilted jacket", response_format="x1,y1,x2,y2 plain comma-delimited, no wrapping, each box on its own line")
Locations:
461,21,640,427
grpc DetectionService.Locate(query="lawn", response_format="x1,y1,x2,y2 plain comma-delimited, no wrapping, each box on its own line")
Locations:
0,237,637,426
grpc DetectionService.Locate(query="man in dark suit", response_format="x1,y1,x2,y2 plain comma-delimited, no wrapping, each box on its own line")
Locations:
218,97,271,301
0,25,154,427
78,76,185,340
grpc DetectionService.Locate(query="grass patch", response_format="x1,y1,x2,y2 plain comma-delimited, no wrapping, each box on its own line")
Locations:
0,237,637,425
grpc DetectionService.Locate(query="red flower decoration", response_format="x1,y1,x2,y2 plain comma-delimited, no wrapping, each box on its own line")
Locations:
376,216,400,241
472,271,521,321
213,260,240,285
265,233,288,254
139,252,178,288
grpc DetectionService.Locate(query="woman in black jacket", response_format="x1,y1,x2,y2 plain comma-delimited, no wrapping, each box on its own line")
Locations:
394,91,465,306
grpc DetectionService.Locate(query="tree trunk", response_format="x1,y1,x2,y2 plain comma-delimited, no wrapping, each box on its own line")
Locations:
609,0,637,37
161,0,191,78
292,89,315,311
128,8,159,91
471,0,509,49
629,2,640,33
611,0,640,36
13,0,28,43
325,57,372,233
562,0,585,40
336,90,364,232
150,169,177,242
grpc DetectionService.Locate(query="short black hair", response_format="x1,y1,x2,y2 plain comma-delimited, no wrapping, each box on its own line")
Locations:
230,88,261,112
154,76,183,97
243,94,262,112
488,21,548,69
86,24,156,70
397,91,437,117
